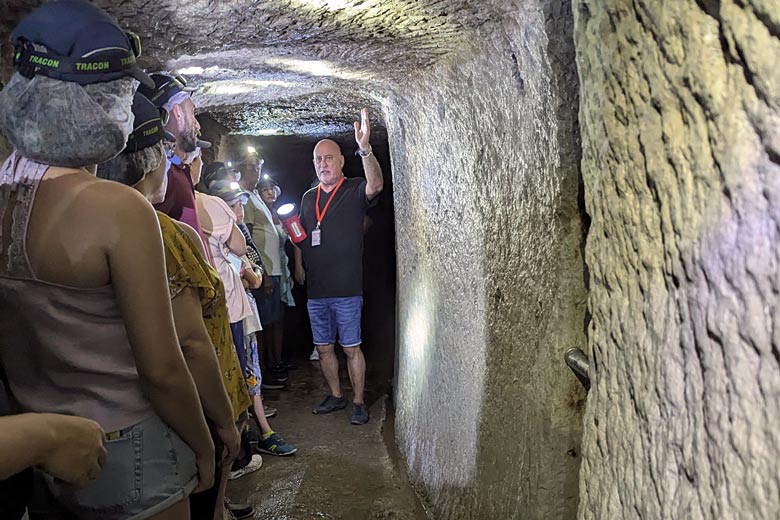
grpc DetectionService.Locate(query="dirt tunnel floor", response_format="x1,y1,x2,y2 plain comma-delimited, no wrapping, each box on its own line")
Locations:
227,356,429,520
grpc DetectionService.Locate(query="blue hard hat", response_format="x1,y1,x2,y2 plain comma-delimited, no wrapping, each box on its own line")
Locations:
123,93,176,154
137,73,197,109
11,0,153,88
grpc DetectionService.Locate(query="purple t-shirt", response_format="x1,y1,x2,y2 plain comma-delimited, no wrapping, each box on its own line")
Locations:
153,161,210,261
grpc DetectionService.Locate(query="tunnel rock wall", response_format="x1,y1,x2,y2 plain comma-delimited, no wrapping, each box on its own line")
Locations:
196,113,230,166
574,1,780,518
0,26,13,160
0,118,9,160
388,0,586,518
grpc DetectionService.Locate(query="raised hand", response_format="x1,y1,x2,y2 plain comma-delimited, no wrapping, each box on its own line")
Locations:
354,108,371,151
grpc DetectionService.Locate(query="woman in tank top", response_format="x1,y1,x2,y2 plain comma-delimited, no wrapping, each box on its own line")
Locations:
0,2,213,519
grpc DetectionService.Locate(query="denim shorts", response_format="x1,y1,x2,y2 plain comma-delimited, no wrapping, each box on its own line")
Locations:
253,275,282,325
36,414,198,520
230,320,246,374
307,296,363,347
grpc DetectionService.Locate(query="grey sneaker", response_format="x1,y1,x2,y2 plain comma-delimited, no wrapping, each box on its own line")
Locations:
312,395,347,414
350,403,369,425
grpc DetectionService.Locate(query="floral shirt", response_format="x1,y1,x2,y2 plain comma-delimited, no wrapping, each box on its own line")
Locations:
158,211,250,421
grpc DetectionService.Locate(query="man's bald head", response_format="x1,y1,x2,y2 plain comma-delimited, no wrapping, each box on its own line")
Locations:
313,139,345,189
313,139,341,156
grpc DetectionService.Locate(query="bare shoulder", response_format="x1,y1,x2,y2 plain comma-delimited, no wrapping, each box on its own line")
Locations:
79,179,160,237
93,177,144,197
27,174,161,276
94,179,154,213
37,173,157,230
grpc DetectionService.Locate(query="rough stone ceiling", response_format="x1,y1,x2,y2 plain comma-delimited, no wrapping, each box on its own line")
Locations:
2,0,498,135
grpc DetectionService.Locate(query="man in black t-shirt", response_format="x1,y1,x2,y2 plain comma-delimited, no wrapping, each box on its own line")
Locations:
293,109,384,425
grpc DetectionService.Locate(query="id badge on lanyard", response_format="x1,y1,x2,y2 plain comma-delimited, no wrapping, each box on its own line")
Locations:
313,177,345,247
312,226,322,247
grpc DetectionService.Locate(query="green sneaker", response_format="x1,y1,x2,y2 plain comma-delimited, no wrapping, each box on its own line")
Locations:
257,432,297,456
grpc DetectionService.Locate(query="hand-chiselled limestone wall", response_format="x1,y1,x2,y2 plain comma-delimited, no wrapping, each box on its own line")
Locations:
574,1,780,518
0,30,13,160
388,1,587,517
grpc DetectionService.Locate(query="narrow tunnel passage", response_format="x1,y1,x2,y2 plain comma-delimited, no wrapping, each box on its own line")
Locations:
1,0,780,519
209,129,398,388
196,125,407,518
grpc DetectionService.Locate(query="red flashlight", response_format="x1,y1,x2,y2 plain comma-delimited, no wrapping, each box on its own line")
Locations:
277,203,307,244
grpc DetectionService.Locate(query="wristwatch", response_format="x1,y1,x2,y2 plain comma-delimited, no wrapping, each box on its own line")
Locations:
356,145,373,158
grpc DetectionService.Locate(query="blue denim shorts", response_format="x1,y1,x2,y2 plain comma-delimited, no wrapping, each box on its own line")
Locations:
253,275,282,325
307,296,363,347
38,414,198,520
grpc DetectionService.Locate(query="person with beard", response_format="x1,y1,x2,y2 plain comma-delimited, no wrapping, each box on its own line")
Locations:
0,1,214,518
138,73,211,256
98,94,254,520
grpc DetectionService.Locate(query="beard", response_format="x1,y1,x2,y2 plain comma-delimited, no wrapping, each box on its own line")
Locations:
183,147,201,165
178,126,199,154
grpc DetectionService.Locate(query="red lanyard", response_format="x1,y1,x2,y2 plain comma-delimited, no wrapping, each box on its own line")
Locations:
315,177,345,227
